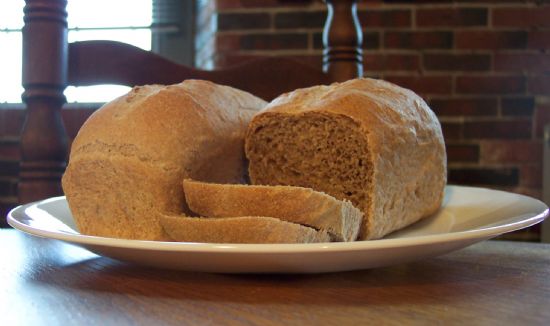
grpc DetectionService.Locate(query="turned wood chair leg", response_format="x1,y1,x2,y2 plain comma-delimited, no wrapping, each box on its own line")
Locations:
19,0,69,203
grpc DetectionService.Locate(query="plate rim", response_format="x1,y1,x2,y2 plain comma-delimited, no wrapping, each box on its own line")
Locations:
7,185,549,254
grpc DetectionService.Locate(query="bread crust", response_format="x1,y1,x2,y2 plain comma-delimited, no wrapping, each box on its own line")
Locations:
160,215,331,244
183,179,363,242
62,80,267,240
245,78,447,240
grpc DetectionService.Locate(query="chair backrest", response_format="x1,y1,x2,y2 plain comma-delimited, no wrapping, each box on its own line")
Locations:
18,0,363,203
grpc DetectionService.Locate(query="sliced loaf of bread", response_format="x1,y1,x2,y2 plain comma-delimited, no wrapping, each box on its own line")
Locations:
160,215,330,244
245,78,447,240
183,179,363,242
62,80,267,240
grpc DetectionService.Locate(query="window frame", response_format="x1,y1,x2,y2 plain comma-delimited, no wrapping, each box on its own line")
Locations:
0,0,195,105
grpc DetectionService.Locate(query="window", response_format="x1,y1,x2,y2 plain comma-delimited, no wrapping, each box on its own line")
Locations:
0,0,25,103
0,0,153,104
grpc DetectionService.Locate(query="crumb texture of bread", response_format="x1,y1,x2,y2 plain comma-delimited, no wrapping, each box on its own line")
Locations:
183,179,362,242
160,215,331,244
62,80,267,240
245,78,447,240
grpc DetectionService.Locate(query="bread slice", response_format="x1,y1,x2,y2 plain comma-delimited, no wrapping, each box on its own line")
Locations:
62,80,267,240
182,179,362,242
245,78,447,240
160,215,330,244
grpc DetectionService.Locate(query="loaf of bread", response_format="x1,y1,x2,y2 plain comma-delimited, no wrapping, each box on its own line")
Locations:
62,80,267,240
245,78,447,240
160,215,330,244
182,179,363,241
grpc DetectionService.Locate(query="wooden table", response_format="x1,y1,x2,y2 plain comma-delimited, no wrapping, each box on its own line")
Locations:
1,228,549,325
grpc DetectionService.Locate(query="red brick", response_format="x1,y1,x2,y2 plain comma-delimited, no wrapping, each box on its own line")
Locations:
446,143,480,162
360,32,382,50
441,122,462,141
528,75,550,95
456,76,525,94
501,97,535,117
458,0,544,3
424,54,491,71
384,75,453,95
215,34,241,51
480,140,542,164
534,103,550,138
495,54,550,72
247,0,315,6
215,53,322,69
448,167,519,186
416,8,487,27
377,0,451,3
455,31,527,50
429,98,498,117
519,164,543,187
215,0,241,10
528,31,550,49
275,11,325,29
215,0,315,10
358,9,411,27
363,54,420,71
463,120,532,139
493,7,550,28
384,31,453,49
218,12,271,30
239,33,309,50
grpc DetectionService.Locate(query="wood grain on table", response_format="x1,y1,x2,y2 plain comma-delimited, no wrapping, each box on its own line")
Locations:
1,229,549,325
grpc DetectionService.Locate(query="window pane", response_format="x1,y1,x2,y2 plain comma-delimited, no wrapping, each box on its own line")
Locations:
65,85,132,103
0,1,153,104
0,32,23,103
67,0,152,28
65,28,151,103
0,0,24,29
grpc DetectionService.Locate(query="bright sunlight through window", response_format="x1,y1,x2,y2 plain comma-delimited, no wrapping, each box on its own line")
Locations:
0,0,152,104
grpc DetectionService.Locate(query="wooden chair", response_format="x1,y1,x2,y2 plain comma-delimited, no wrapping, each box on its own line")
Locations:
19,0,364,204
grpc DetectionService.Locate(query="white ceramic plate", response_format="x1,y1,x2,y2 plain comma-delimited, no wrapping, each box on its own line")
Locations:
7,185,548,274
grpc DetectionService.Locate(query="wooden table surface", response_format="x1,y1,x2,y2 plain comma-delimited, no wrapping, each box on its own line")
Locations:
1,228,549,325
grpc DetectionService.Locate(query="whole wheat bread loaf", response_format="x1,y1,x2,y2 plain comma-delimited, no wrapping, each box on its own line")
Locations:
183,179,362,242
160,215,330,244
62,80,267,240
245,78,447,240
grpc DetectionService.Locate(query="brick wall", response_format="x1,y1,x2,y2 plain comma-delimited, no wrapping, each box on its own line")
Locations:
199,0,550,240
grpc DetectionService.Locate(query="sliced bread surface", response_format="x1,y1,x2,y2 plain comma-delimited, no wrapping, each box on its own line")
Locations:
160,215,330,244
245,78,447,240
183,179,362,242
